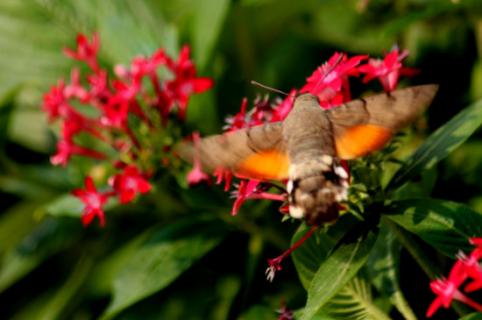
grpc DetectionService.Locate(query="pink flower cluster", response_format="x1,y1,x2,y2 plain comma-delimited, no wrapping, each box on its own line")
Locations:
43,33,213,226
427,238,482,317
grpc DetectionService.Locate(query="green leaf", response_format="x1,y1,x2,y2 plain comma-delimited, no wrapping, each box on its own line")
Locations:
388,98,482,190
384,199,482,257
0,1,72,91
392,166,437,200
96,1,178,64
306,310,337,320
291,225,336,290
0,217,81,292
36,256,94,320
101,218,227,319
300,229,378,320
311,1,395,54
322,277,391,320
292,216,362,290
189,0,229,70
292,223,388,320
460,313,482,320
89,230,152,295
367,223,416,320
8,107,50,153
116,273,241,320
44,194,85,218
0,84,18,151
0,202,40,254
0,163,71,196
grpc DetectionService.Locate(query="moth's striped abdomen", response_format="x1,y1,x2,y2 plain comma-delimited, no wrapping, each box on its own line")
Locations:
287,156,349,225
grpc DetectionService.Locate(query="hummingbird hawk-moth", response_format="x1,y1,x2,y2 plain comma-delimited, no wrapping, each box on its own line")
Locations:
180,85,438,225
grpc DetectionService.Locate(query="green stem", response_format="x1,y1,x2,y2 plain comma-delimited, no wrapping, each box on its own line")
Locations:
39,255,93,320
391,291,417,320
366,300,392,320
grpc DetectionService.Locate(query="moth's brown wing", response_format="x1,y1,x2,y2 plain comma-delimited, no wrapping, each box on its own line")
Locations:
178,122,289,180
326,84,438,159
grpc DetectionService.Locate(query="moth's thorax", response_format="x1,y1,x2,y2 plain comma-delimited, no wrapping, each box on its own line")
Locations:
283,94,335,163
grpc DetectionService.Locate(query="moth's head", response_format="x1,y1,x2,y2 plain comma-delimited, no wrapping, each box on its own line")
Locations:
293,93,319,109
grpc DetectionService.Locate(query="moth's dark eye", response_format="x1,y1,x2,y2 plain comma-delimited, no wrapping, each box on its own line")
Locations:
322,171,338,182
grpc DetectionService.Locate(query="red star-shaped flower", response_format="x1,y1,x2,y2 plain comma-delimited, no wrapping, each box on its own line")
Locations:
231,179,261,216
460,250,482,292
61,117,104,142
130,49,167,83
271,90,297,122
164,45,214,119
63,33,100,71
224,98,249,131
50,139,105,167
230,179,285,216
426,260,480,317
42,80,69,122
359,48,418,92
213,167,233,192
110,165,152,204
72,176,110,227
186,132,210,186
64,68,89,102
301,52,367,107
87,70,110,101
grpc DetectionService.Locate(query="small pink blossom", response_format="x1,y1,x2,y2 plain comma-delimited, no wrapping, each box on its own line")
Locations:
63,33,100,71
214,167,233,192
470,237,482,249
110,165,152,204
301,52,367,107
163,45,214,119
271,90,297,121
426,276,482,317
277,301,294,320
250,95,274,124
50,139,105,167
72,176,110,227
60,118,104,142
427,238,482,317
359,48,418,92
224,98,249,131
230,180,285,216
64,68,89,102
42,80,69,122
187,162,210,186
231,180,261,216
186,132,210,186
130,49,167,83
460,250,482,292
87,70,110,101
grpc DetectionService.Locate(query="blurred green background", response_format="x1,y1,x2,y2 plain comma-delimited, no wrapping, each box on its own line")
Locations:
1,0,482,319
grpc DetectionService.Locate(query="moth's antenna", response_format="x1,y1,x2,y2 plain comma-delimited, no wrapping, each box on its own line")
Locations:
250,80,289,96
